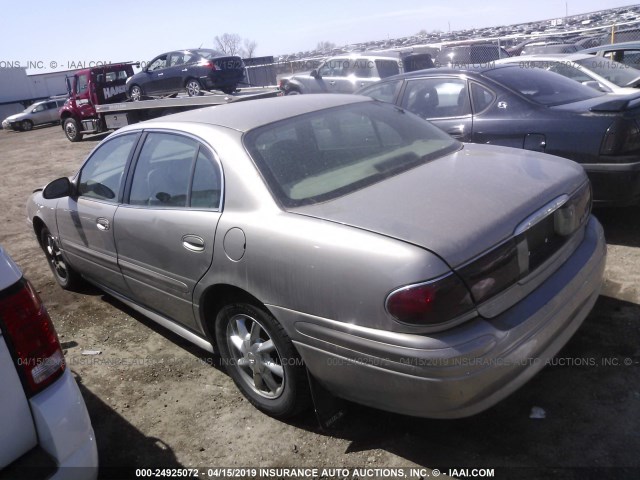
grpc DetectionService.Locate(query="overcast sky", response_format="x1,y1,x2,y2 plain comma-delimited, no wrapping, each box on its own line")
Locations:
0,1,636,73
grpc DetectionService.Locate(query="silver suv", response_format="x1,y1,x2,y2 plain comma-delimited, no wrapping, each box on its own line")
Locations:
2,98,66,131
279,53,433,95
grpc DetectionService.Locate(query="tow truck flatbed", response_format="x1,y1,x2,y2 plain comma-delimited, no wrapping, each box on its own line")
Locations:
95,86,281,114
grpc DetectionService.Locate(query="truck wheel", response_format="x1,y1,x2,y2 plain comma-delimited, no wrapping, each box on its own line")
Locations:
63,118,83,142
215,302,311,418
21,120,33,131
129,85,143,101
185,79,202,96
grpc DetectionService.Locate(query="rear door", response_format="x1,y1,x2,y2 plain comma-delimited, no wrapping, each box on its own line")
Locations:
56,133,140,293
399,76,473,141
113,131,222,330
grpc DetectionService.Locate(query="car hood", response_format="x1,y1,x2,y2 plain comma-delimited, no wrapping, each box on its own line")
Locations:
290,144,586,267
3,113,25,122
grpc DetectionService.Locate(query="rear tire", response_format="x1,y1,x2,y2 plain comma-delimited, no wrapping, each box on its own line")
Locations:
221,86,236,95
40,227,82,291
215,302,311,418
63,118,83,142
185,79,202,97
286,89,301,95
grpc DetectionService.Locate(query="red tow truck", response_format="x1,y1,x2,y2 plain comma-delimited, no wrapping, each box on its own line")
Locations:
59,62,280,142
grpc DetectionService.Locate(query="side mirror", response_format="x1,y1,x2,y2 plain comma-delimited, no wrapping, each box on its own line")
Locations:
310,69,320,79
43,177,74,199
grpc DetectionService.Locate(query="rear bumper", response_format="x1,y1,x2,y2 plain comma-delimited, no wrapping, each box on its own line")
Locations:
30,368,98,479
277,217,606,418
584,159,640,206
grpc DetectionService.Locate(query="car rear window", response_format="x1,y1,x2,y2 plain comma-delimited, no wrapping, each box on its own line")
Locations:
484,66,604,105
574,57,640,87
244,102,460,207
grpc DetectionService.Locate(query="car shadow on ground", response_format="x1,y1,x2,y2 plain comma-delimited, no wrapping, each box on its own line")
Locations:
74,373,184,479
300,295,640,478
593,206,640,248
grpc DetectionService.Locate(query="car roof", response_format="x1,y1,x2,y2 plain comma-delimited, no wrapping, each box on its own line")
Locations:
145,94,371,132
498,53,596,62
582,41,640,53
380,63,515,82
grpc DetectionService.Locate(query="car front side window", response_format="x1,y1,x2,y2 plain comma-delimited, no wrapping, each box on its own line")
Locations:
148,56,167,71
78,134,138,202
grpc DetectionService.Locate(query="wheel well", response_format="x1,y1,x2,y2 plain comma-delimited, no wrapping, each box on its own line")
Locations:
32,217,46,249
199,284,265,344
185,77,199,86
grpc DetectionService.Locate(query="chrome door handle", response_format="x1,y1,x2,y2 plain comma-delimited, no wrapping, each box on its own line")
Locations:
157,73,164,76
182,68,188,72
182,235,205,252
96,218,110,231
329,81,336,85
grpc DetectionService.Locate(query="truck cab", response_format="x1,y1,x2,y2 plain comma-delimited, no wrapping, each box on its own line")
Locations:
59,63,135,141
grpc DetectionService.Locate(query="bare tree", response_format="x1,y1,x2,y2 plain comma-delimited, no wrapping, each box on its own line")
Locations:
243,38,258,58
214,33,243,56
316,40,336,52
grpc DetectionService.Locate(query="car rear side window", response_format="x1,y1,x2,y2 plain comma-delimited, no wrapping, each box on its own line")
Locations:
191,149,222,209
359,80,403,104
375,60,400,78
78,134,138,202
245,102,460,207
129,133,199,207
127,133,222,209
470,82,495,113
485,66,603,105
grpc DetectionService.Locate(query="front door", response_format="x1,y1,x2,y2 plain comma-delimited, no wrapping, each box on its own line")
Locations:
56,133,140,293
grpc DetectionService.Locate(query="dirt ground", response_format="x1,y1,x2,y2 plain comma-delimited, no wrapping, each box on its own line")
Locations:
1,124,639,480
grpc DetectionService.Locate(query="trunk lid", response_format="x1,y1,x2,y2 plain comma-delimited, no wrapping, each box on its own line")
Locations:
290,143,586,267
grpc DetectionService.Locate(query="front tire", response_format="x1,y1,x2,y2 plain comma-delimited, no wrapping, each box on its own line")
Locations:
22,120,33,131
185,79,202,97
285,88,301,95
215,303,311,418
129,84,143,101
63,118,83,142
40,227,82,290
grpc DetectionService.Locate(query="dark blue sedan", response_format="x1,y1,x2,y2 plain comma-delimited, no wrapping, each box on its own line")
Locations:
126,49,245,99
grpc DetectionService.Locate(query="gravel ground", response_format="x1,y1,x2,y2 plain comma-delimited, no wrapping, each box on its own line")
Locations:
1,124,639,480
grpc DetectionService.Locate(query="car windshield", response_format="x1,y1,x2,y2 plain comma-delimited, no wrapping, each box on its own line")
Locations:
24,103,44,112
574,57,640,87
244,102,461,207
485,66,604,105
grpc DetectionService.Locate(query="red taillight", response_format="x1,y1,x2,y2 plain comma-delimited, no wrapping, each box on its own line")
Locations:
0,280,65,395
386,273,474,326
601,120,640,156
